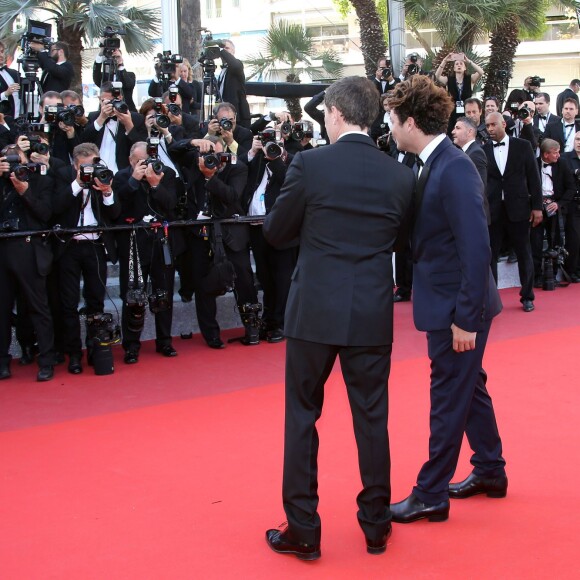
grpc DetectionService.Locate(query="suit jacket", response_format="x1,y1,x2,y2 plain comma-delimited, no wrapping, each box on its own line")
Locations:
263,133,414,346
537,157,576,213
533,112,561,135
37,53,74,93
465,141,491,225
483,136,542,223
0,67,21,117
412,137,502,333
93,63,137,112
82,112,147,171
543,119,580,152
556,88,579,117
218,49,251,127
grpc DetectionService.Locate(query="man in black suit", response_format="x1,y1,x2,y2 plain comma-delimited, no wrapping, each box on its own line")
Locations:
82,82,147,173
160,90,201,140
216,40,251,128
371,56,399,94
506,76,538,108
556,79,580,117
531,138,576,284
263,76,414,559
533,92,560,138
29,41,74,94
205,102,253,159
484,112,543,311
451,116,491,224
93,48,137,112
388,75,505,524
562,132,580,279
0,41,21,117
543,98,580,154
52,143,120,374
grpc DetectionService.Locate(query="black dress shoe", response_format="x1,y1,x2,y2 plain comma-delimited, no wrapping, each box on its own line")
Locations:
507,251,518,264
0,364,11,380
68,355,83,375
124,351,139,364
19,346,35,366
570,274,580,283
393,293,411,303
366,524,392,555
37,366,54,382
449,472,508,499
522,300,535,312
156,345,178,357
265,528,321,561
206,337,225,349
390,494,449,524
266,328,285,343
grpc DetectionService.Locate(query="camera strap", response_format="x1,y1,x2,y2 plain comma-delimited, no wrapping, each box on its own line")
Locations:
211,220,228,263
128,229,144,290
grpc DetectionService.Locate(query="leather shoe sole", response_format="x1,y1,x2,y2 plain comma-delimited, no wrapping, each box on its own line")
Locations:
449,473,508,499
366,525,392,555
265,529,321,561
391,494,449,524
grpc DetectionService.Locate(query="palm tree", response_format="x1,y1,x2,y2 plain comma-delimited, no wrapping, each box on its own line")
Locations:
246,20,344,120
0,0,161,94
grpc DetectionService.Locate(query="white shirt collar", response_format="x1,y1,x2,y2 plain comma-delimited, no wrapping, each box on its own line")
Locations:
462,139,476,152
337,130,370,141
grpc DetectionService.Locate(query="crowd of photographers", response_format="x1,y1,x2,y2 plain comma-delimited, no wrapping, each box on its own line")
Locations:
372,55,580,311
0,30,319,382
1,30,580,383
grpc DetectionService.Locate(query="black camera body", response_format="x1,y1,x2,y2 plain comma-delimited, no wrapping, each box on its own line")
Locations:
153,98,170,128
27,135,49,155
381,60,392,80
85,312,120,344
12,162,47,183
258,128,284,160
80,163,114,187
530,75,545,87
125,288,147,333
377,133,390,152
517,105,532,120
199,32,226,63
148,289,171,314
202,151,236,170
0,218,20,231
44,104,75,127
280,121,313,141
156,51,183,79
99,26,126,58
18,20,52,74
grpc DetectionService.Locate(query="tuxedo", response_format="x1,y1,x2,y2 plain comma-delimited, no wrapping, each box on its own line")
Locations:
93,63,137,112
0,66,21,117
562,151,580,274
533,112,561,136
556,88,579,117
465,141,491,225
484,136,542,300
37,53,74,93
543,119,580,153
410,136,504,505
217,49,250,127
263,133,414,545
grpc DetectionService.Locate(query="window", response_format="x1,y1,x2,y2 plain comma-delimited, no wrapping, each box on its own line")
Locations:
206,0,222,18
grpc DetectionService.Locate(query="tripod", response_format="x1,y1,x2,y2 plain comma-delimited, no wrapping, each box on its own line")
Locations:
201,59,220,125
100,53,118,84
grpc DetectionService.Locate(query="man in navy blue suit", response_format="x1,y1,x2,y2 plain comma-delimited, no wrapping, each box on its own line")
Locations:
387,76,507,523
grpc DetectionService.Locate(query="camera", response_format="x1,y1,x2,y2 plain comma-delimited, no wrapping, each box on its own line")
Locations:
144,136,164,175
12,162,47,183
99,26,126,58
381,60,392,80
152,97,170,128
148,289,171,314
27,135,50,155
0,218,20,231
199,31,226,63
201,151,237,170
79,162,114,186
508,102,520,115
107,82,129,114
44,104,75,127
280,121,312,141
85,312,120,344
530,76,545,87
517,105,532,120
407,54,420,76
257,128,284,160
125,289,147,333
17,20,52,74
166,87,182,115
377,133,390,152
155,51,183,79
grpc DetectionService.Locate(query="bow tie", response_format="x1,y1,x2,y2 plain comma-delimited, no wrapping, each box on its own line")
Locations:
565,123,575,128
538,115,547,120
415,155,424,167
0,66,6,71
493,141,505,147
542,162,553,169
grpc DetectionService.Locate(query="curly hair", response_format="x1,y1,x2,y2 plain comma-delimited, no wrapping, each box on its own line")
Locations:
387,75,454,136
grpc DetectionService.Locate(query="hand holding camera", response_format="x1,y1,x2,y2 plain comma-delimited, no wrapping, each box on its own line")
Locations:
144,163,163,188
131,159,148,182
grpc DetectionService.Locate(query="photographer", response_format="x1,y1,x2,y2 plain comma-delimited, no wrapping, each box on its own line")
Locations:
216,40,251,129
506,76,542,109
205,101,252,158
0,40,21,118
399,53,424,81
304,90,327,143
149,55,195,112
51,143,120,374
371,57,399,94
543,98,580,153
562,131,580,280
160,89,201,139
371,92,395,152
241,126,297,343
61,90,89,130
82,81,147,173
93,46,136,113
113,141,181,364
506,100,539,151
28,40,74,93
0,143,54,381
531,138,576,287
533,92,560,137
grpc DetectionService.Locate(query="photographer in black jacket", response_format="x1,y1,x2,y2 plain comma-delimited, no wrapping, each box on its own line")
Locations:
28,40,74,93
93,47,137,113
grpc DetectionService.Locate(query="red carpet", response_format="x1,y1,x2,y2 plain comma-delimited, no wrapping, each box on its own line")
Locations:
1,287,580,578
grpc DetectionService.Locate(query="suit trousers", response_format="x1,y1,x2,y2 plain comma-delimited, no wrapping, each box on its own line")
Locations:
489,203,535,302
59,240,108,356
394,245,413,298
249,225,296,329
413,321,505,504
0,239,54,367
282,337,392,545
564,207,580,275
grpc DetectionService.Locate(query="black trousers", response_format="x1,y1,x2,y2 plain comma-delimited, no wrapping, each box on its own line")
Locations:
119,238,175,352
58,239,108,356
394,244,413,298
0,239,54,367
249,225,296,329
564,206,580,275
282,337,392,546
186,233,258,341
489,204,535,302
414,321,505,504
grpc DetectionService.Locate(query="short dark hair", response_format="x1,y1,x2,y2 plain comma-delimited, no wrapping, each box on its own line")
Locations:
324,76,379,129
540,138,559,155
535,92,551,103
60,90,82,103
100,81,122,96
73,142,99,162
563,97,579,109
456,116,477,133
376,56,388,67
39,91,62,108
464,97,482,111
570,79,580,87
213,102,237,117
53,41,69,59
387,75,454,136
